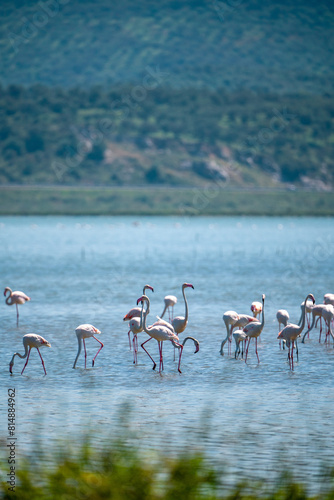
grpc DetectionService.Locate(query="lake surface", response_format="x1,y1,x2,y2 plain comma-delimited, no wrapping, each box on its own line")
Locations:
1,215,333,491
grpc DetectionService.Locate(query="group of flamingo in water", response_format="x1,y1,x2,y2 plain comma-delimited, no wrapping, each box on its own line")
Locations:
4,285,334,375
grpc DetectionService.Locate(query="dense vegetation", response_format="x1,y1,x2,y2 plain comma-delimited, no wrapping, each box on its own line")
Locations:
0,84,333,189
1,0,334,93
1,441,334,499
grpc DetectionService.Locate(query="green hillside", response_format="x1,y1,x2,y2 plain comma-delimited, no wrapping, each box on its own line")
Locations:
1,0,334,93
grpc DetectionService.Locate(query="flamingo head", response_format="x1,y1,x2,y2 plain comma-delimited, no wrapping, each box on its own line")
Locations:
42,339,52,347
92,327,101,335
137,295,148,306
144,285,154,293
9,362,13,374
194,341,200,353
4,287,11,297
183,283,194,289
308,293,315,304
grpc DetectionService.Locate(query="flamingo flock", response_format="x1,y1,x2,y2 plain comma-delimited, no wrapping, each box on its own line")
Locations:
5,282,334,375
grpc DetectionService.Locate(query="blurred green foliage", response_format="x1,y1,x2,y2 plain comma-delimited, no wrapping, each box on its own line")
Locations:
0,84,333,189
1,441,334,499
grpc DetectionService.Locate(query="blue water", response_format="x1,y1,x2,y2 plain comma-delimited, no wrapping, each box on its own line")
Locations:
0,216,333,491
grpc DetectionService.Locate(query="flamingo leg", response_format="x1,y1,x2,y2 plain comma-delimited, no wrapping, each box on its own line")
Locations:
291,342,294,370
141,337,156,370
36,347,47,375
128,330,132,350
92,336,104,367
133,335,138,364
83,339,87,368
176,342,183,373
16,304,19,326
255,337,260,363
21,347,31,375
245,338,251,362
158,341,164,373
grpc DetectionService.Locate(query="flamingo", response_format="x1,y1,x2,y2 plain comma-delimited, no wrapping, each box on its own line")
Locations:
169,283,194,335
233,329,248,359
232,314,258,332
137,295,184,373
320,304,334,344
279,293,315,369
324,293,334,306
220,310,239,356
160,293,178,323
301,303,328,343
73,324,103,368
276,309,289,349
251,301,262,319
9,334,51,375
123,284,154,323
4,287,30,325
244,294,265,363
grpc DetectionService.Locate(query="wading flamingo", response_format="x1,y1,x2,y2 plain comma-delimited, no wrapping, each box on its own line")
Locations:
276,309,290,349
301,303,327,343
220,310,239,356
278,293,315,369
4,287,30,325
9,334,51,375
169,283,194,335
320,304,334,344
244,294,265,363
160,294,177,323
231,314,257,332
73,324,103,368
233,330,248,359
137,295,185,374
251,301,262,319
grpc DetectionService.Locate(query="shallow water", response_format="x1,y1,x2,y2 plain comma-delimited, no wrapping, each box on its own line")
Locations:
0,216,333,490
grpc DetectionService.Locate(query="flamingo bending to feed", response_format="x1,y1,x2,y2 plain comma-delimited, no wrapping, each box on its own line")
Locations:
244,294,265,363
73,324,103,368
4,287,30,325
137,295,185,373
276,309,290,349
298,299,314,329
278,293,315,369
301,303,327,343
251,301,262,319
9,334,51,375
233,330,248,359
320,304,334,344
220,311,239,356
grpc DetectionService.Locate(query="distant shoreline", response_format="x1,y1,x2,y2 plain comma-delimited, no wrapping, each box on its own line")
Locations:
0,186,333,216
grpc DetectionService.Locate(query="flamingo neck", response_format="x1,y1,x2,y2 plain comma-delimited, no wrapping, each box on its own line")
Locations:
141,298,151,334
10,342,29,367
182,286,189,322
300,294,313,333
5,289,13,305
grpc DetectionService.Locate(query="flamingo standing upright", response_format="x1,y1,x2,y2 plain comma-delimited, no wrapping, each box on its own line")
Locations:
123,285,154,349
73,324,103,368
137,295,184,373
9,334,51,375
4,287,30,325
243,294,265,363
220,310,239,356
251,301,262,319
169,283,194,335
279,293,315,369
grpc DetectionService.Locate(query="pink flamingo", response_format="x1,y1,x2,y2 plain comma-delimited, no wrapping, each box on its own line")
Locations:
244,294,265,363
301,303,328,343
276,309,290,349
168,283,194,335
251,300,262,319
279,293,315,369
324,293,334,306
320,304,334,344
4,287,30,325
220,310,239,356
298,299,314,329
73,324,103,368
137,295,185,374
160,294,177,323
9,334,51,375
233,330,248,359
